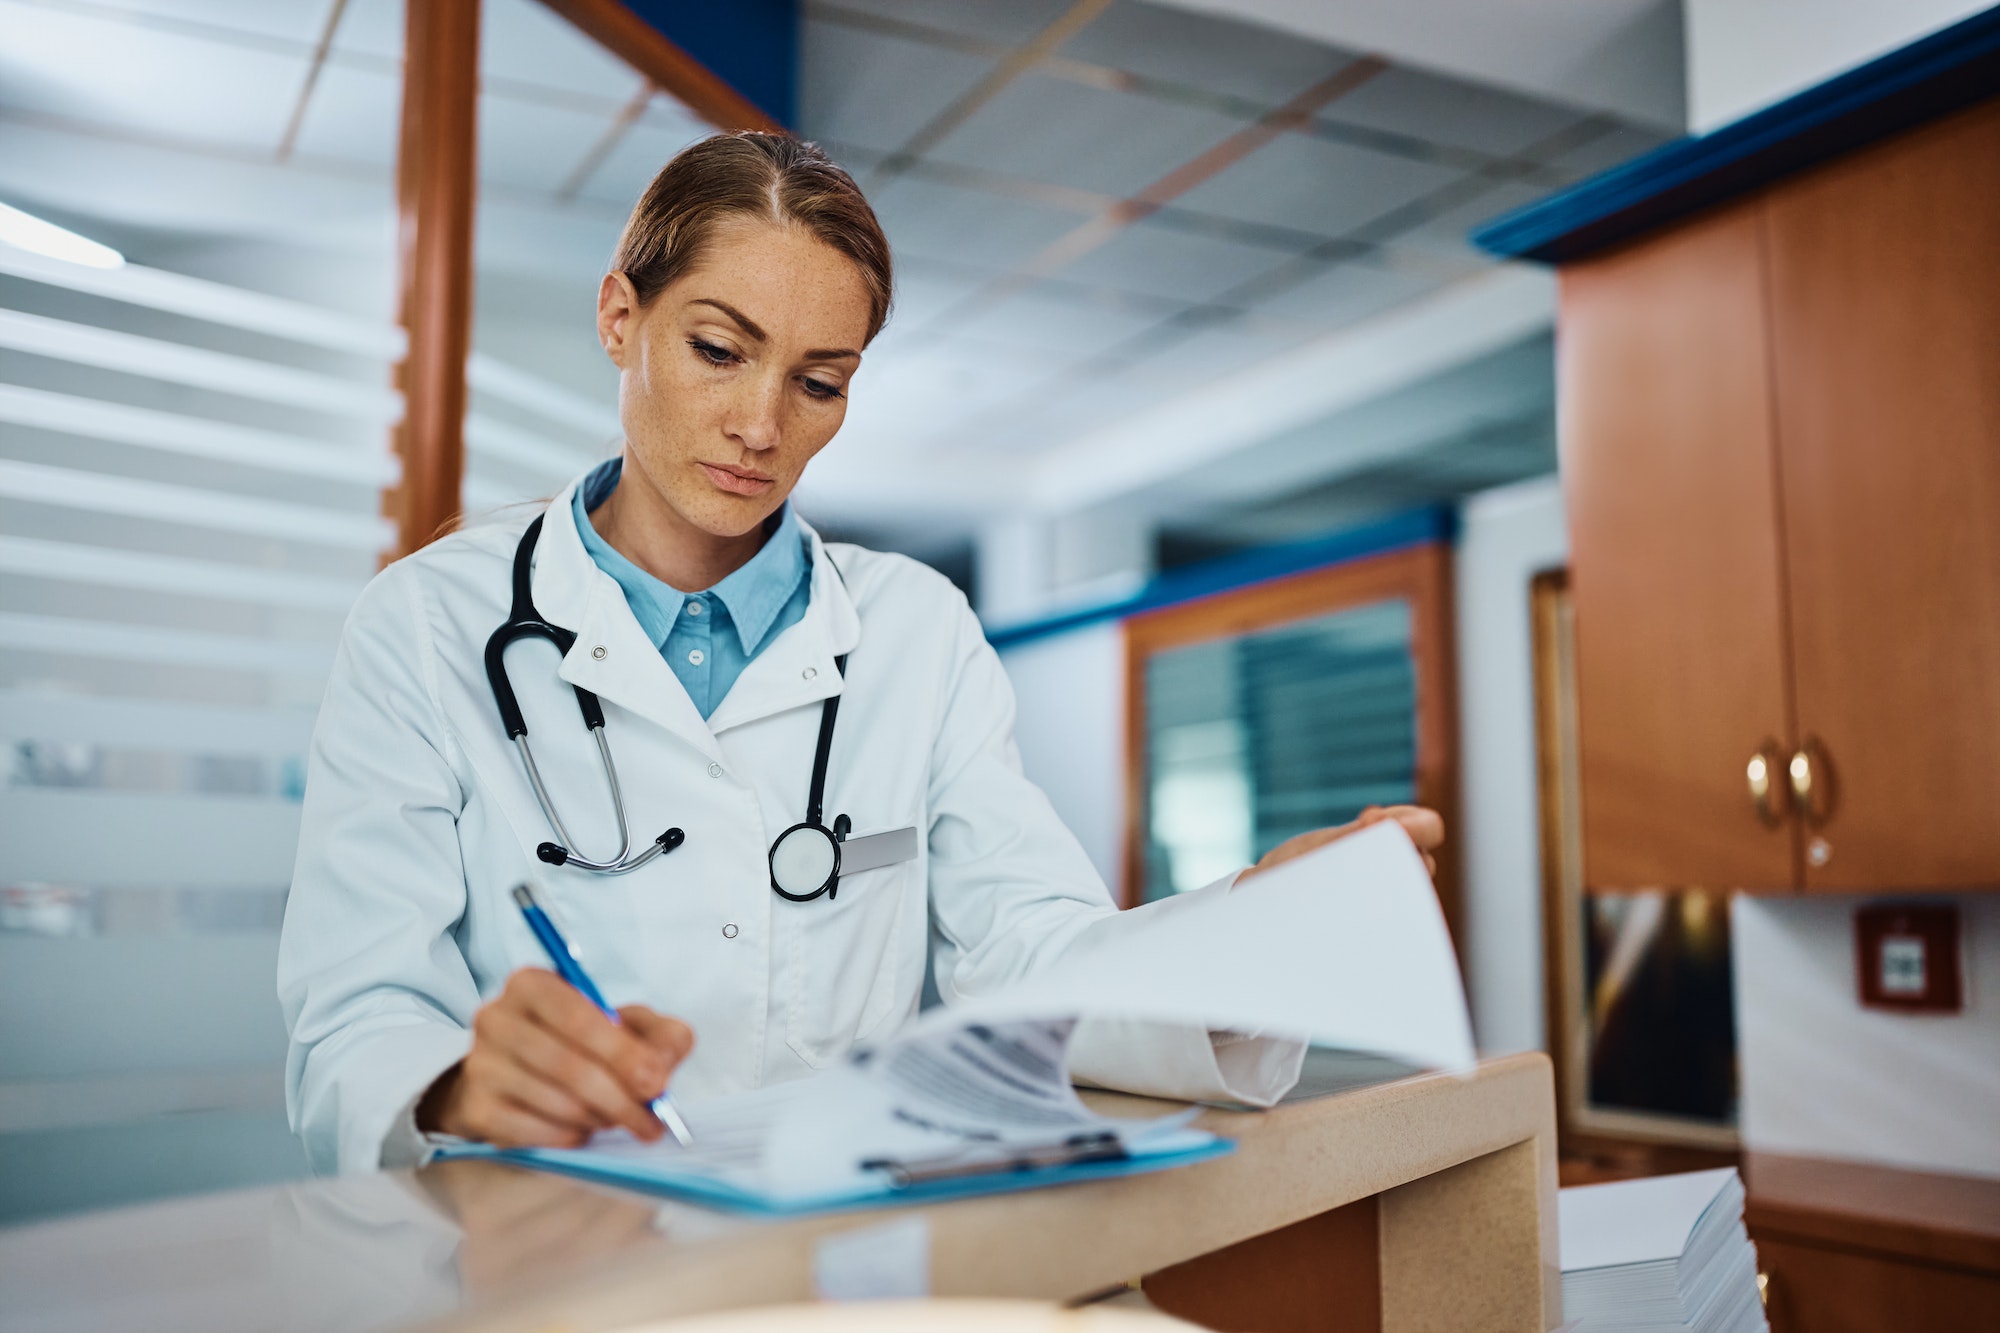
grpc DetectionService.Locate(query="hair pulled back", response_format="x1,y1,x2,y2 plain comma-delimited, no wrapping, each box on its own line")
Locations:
610,132,894,344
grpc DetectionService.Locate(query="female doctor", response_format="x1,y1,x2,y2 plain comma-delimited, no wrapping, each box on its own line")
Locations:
278,133,1444,1174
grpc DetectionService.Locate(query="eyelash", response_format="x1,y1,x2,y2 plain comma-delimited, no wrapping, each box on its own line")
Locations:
687,338,845,402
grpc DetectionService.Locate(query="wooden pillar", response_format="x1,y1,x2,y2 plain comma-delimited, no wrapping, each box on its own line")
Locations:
389,0,480,558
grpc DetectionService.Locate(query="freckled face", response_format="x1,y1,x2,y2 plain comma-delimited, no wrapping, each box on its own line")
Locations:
598,217,874,539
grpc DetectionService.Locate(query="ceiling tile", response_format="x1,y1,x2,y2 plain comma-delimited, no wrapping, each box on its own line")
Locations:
812,0,1077,48
0,4,305,152
924,70,1249,198
574,110,712,208
289,61,401,168
329,0,401,62
79,0,331,44
799,18,998,156
941,281,1169,361
1319,66,1581,160
1174,132,1461,239
482,0,643,99
1251,261,1444,329
839,333,1075,452
874,263,993,344
478,95,615,195
1057,1,1352,106
1050,220,1298,304
1396,177,1552,259
1117,317,1308,383
1545,122,1673,179
867,176,1084,274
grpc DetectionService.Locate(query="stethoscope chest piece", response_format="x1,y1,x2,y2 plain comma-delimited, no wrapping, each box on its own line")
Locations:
769,813,852,902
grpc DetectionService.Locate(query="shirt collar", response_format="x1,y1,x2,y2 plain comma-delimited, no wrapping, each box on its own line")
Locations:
571,457,809,657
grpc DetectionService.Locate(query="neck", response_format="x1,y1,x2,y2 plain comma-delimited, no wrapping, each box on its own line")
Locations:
591,459,772,593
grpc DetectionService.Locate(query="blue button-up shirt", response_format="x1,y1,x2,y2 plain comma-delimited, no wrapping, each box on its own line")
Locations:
573,459,812,719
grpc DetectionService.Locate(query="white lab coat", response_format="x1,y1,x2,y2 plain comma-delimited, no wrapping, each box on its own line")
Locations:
279,473,1304,1174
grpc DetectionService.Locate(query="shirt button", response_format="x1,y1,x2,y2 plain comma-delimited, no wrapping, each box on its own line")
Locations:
687,648,705,666
722,923,738,939
707,762,723,779
802,666,817,681
686,601,703,617
591,645,607,660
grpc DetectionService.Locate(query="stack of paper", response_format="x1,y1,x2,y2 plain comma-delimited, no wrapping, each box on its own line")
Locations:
1558,1168,1768,1333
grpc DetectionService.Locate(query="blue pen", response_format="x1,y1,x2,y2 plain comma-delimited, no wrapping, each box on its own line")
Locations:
511,883,694,1147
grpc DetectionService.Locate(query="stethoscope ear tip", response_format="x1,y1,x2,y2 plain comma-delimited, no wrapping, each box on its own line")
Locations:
536,843,570,866
659,828,686,852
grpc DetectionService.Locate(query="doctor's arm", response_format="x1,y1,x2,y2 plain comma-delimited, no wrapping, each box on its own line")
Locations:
279,566,690,1169
279,565,490,1173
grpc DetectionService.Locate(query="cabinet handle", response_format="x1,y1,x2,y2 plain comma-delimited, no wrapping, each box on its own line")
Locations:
1789,737,1836,828
1747,740,1788,826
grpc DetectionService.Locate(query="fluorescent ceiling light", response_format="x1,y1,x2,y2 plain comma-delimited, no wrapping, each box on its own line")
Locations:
0,202,124,269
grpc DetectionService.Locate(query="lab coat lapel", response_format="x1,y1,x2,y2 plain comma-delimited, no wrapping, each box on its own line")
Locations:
705,522,861,736
530,475,722,762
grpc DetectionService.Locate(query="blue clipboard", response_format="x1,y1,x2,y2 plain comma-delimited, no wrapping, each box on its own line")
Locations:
431,1130,1234,1217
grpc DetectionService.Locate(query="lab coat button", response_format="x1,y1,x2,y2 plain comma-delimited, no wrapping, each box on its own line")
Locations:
707,762,723,779
722,923,738,939
802,666,817,681
591,645,606,660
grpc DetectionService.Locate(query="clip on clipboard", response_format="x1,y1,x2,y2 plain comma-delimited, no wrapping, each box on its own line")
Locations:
861,1131,1127,1189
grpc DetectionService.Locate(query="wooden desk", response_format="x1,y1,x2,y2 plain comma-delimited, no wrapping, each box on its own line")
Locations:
0,1054,1558,1333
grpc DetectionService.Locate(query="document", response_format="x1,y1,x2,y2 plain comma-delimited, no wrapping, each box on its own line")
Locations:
438,821,1471,1213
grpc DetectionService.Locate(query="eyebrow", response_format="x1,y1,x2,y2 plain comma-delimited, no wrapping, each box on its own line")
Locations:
690,297,861,363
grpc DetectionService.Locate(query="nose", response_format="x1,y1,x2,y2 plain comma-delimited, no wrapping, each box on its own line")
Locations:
725,369,784,453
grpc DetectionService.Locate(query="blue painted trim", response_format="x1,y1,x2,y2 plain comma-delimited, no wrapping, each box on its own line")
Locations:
1472,4,2000,264
623,0,799,128
985,506,1457,652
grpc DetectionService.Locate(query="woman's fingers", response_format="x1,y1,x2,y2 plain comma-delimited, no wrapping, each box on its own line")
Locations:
619,1006,696,1069
507,970,672,1100
461,1044,597,1135
1360,804,1446,852
490,1004,664,1142
419,970,703,1148
446,1075,590,1149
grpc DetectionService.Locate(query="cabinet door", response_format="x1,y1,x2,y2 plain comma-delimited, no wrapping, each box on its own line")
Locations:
1559,203,1798,891
1763,101,2000,891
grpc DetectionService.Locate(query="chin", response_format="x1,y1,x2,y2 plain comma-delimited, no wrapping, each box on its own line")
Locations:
683,489,783,540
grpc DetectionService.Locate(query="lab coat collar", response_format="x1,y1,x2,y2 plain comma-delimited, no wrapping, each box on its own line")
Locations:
705,519,860,735
529,473,861,749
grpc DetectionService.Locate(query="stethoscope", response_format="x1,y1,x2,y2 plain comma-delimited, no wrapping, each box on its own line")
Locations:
484,514,855,902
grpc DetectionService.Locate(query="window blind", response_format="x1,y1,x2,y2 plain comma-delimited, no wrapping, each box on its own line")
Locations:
1142,598,1417,902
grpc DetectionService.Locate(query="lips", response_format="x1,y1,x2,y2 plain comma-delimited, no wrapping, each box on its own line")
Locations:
698,462,776,497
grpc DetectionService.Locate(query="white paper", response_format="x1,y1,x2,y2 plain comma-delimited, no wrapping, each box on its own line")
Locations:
1558,1168,1741,1272
491,823,1471,1205
814,1215,931,1300
910,821,1475,1073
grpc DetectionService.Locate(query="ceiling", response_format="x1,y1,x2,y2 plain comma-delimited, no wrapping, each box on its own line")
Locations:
0,0,1676,552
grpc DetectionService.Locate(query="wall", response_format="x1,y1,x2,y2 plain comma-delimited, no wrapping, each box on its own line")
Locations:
996,623,1127,894
1734,894,2000,1178
1453,477,1568,1055
1684,0,1992,132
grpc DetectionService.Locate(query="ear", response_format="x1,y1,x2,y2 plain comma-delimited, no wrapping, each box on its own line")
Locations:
598,272,643,367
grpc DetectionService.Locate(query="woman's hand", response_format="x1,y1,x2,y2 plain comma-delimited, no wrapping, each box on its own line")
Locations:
416,968,694,1148
1238,805,1445,885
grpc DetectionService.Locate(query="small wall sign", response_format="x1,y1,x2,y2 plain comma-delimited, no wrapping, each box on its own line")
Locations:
1854,903,1962,1013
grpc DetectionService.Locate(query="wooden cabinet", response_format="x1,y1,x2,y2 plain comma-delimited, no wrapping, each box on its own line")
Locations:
1559,98,2000,894
1745,1152,2000,1333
